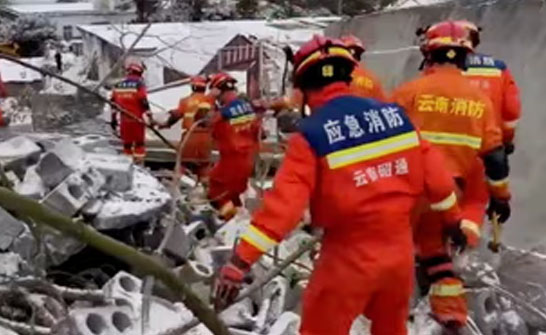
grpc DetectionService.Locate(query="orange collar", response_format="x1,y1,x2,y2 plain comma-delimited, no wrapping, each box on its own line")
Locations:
305,82,353,108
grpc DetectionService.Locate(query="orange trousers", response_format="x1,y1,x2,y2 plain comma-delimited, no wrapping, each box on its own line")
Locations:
208,151,255,209
300,224,414,335
180,129,213,178
120,120,146,160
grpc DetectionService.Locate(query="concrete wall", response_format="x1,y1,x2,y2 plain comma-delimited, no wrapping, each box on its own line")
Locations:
327,0,546,248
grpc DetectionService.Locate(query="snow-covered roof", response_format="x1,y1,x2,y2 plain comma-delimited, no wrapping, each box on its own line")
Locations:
78,18,338,76
8,2,95,14
0,58,43,83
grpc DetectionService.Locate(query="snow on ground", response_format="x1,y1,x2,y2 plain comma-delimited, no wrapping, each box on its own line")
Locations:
0,58,43,83
7,2,94,14
388,0,451,9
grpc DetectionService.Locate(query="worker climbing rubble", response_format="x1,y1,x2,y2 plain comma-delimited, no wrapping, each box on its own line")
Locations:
158,76,215,179
391,20,512,329
455,20,522,156
110,60,153,164
215,35,465,335
207,72,262,221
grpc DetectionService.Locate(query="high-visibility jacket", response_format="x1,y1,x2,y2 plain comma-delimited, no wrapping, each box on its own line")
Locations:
464,53,521,144
391,66,508,199
235,83,461,265
350,65,386,101
111,74,150,125
175,92,215,130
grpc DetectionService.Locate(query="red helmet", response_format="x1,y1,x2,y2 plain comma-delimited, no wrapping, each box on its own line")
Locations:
421,20,474,53
341,35,365,55
125,61,145,74
208,72,237,91
293,35,356,87
454,20,482,47
190,76,207,90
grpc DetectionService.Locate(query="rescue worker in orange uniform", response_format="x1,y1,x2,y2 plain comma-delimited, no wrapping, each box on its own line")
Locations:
340,35,387,100
207,73,261,220
391,21,511,328
455,20,521,155
158,76,215,178
214,35,464,335
111,61,152,163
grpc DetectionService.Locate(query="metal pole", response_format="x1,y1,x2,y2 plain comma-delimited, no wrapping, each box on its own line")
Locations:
338,0,343,15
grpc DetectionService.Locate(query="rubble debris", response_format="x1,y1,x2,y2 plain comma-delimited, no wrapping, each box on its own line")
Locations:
14,166,46,199
72,134,112,153
36,152,75,190
0,136,42,176
0,253,26,277
41,167,105,217
93,166,170,230
0,207,26,251
177,261,214,284
86,153,134,192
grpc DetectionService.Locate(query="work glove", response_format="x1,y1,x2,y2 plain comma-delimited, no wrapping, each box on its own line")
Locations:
444,223,468,253
505,142,515,155
429,277,468,329
213,256,250,311
487,197,511,224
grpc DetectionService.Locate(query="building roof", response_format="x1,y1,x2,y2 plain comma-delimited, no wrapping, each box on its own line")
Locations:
0,58,43,83
8,2,95,14
77,17,338,76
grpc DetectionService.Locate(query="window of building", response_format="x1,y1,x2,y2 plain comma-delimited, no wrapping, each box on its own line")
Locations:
63,26,73,41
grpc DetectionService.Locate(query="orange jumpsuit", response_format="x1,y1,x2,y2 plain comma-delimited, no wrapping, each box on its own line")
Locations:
172,92,215,178
235,83,460,335
392,65,504,257
208,96,261,213
111,75,150,160
464,53,521,145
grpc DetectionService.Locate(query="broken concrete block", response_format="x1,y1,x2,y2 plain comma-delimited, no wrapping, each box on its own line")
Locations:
0,136,41,174
468,289,502,335
0,325,19,335
0,252,25,277
220,298,256,329
209,245,232,270
63,305,137,335
0,206,25,251
86,153,134,192
164,224,192,261
5,170,20,188
81,199,104,220
36,152,74,189
93,166,170,230
10,225,37,262
177,261,214,284
42,172,94,216
103,271,143,313
50,138,85,170
500,310,529,335
255,276,289,332
72,134,111,153
15,165,46,199
43,231,86,267
268,312,301,335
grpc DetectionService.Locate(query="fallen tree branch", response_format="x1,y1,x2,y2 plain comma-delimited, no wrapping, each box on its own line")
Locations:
9,277,105,303
0,315,50,335
0,187,230,335
0,53,177,152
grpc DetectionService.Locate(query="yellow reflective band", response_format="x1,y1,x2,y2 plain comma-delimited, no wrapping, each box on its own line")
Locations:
431,283,464,297
504,119,519,129
296,47,354,74
326,131,420,170
464,67,502,77
115,88,138,93
241,225,278,253
430,192,457,211
197,102,212,110
421,131,482,149
184,112,197,119
461,219,481,237
487,177,509,187
230,114,256,125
